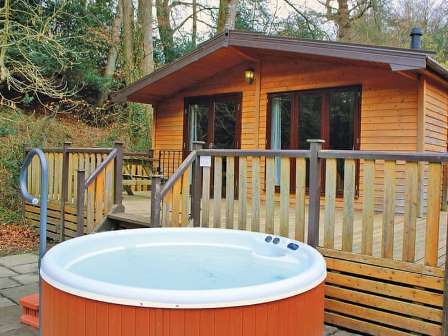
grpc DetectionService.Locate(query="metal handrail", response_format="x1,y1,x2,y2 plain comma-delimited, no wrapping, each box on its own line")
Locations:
19,148,48,336
84,148,118,187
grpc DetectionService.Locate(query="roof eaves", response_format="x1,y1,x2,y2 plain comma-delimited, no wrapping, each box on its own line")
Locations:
426,57,448,82
111,32,228,103
227,31,428,71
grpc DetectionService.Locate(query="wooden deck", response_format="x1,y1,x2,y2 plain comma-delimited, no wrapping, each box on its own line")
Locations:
120,192,448,268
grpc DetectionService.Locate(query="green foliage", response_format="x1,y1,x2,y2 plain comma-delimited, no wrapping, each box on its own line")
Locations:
127,103,151,151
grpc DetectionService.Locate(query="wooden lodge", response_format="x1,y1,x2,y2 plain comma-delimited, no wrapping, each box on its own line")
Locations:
25,31,448,335
114,30,448,214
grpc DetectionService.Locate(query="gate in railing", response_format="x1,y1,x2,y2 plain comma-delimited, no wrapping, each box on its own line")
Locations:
151,140,448,336
24,142,124,240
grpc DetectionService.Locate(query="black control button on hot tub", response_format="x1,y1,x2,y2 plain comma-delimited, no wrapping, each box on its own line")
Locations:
287,242,299,250
265,235,273,242
272,237,280,244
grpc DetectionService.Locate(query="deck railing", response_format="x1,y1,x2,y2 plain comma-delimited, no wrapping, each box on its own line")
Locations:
75,142,124,235
150,139,448,334
152,141,448,265
24,142,125,239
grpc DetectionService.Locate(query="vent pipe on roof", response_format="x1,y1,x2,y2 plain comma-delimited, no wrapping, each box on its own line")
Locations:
410,27,422,49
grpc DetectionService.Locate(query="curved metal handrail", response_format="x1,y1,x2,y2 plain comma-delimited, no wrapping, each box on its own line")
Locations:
84,147,118,187
19,148,48,336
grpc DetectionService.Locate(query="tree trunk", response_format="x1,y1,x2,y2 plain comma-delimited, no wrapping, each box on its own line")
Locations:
140,0,154,74
138,0,154,148
122,0,135,84
0,0,11,82
217,0,238,33
335,0,352,40
192,0,197,47
156,0,175,63
96,1,123,106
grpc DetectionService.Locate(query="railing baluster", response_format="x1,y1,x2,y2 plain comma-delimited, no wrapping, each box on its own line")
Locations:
342,159,356,252
324,158,337,248
213,157,223,228
181,169,190,226
226,156,235,229
251,157,261,232
60,141,71,241
265,157,275,234
238,157,247,231
171,179,182,227
86,183,95,233
361,159,375,255
382,160,396,258
76,170,85,237
307,139,324,247
425,162,442,266
95,171,105,227
403,161,418,262
201,166,211,227
280,157,290,237
295,158,306,242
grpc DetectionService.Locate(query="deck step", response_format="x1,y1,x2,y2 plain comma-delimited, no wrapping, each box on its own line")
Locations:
107,212,152,229
20,293,39,329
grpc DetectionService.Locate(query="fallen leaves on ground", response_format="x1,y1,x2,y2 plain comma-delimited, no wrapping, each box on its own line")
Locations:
0,224,38,256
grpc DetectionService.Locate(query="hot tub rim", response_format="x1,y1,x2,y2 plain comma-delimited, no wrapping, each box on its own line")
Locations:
41,228,327,309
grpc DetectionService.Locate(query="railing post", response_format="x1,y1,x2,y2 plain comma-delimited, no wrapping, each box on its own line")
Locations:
76,169,85,237
150,175,163,227
191,141,205,227
60,141,71,241
113,141,124,212
307,139,324,247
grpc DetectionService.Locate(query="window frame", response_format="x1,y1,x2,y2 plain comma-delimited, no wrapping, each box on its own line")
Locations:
183,93,243,151
266,85,362,195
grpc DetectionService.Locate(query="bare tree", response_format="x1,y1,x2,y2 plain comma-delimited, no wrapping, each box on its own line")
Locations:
319,0,373,40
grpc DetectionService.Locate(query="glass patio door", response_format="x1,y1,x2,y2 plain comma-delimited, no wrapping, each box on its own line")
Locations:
269,86,360,192
185,94,241,151
185,94,242,198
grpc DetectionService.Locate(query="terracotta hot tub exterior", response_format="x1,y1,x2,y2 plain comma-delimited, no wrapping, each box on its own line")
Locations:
40,228,326,335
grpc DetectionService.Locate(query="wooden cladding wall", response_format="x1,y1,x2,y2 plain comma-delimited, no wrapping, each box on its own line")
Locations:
154,57,420,153
153,56,425,212
424,79,448,152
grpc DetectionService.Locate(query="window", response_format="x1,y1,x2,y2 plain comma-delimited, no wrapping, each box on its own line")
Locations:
268,86,360,192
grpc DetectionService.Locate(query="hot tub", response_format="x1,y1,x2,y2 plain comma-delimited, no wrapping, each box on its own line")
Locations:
41,228,326,335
